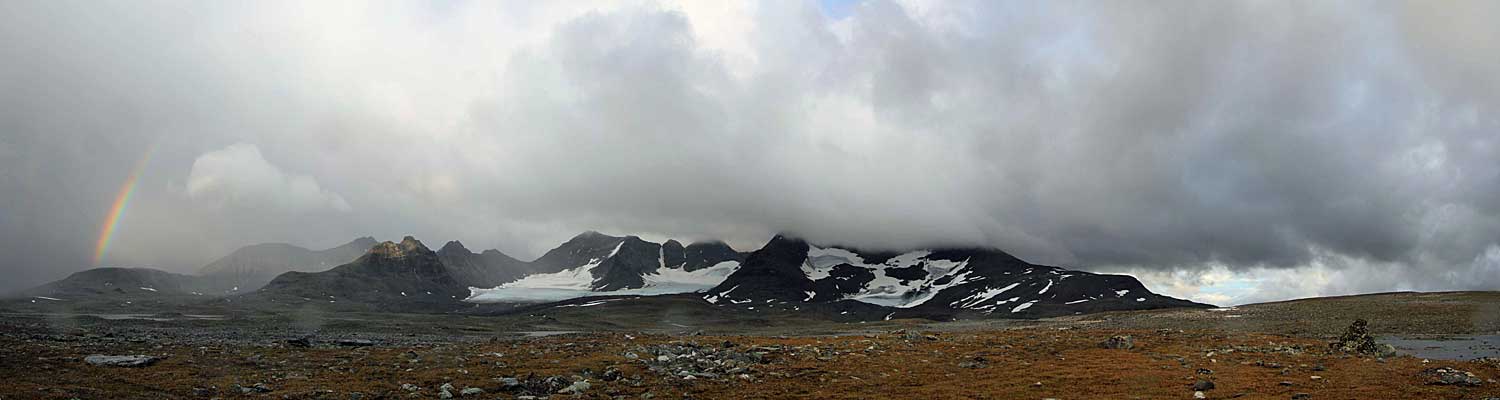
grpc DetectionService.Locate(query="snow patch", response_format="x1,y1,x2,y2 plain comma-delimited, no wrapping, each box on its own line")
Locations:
468,259,740,303
1011,301,1036,313
804,246,974,308
953,282,1020,309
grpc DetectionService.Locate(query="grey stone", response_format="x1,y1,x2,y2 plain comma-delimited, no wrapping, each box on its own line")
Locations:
84,354,160,367
558,379,591,395
1099,335,1135,350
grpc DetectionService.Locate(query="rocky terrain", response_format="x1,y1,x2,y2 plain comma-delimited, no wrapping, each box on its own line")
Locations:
2,291,1498,399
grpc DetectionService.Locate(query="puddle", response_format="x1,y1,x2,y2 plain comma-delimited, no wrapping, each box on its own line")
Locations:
1382,335,1500,361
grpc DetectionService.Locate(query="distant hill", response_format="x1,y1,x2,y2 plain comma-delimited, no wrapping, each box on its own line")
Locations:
18,267,215,299
198,237,378,291
436,240,532,288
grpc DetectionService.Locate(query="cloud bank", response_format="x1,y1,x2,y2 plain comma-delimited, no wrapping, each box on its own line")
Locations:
1,1,1498,304
185,144,352,213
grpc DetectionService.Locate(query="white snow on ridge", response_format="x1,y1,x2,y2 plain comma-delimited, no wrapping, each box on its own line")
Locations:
466,244,740,303
803,246,975,308
953,282,1020,309
1011,300,1036,313
803,246,863,280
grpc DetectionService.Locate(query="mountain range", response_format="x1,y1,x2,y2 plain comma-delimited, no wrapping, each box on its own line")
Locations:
11,231,1210,317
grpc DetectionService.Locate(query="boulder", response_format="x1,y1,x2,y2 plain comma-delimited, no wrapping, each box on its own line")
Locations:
84,354,160,367
1100,335,1135,350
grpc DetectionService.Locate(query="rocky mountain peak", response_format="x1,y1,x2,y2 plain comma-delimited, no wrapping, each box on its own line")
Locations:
369,236,432,258
439,240,470,254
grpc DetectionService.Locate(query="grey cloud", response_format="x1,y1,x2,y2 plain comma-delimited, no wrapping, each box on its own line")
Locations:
1,1,1498,301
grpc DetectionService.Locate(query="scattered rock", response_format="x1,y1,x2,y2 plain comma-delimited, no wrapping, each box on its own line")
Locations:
84,354,160,367
1193,391,1206,399
1099,335,1134,350
558,379,590,395
1192,380,1215,391
632,341,767,381
602,366,623,381
459,387,484,396
337,339,375,347
400,383,420,392
236,383,272,394
439,382,455,399
1422,367,1483,387
1291,393,1310,400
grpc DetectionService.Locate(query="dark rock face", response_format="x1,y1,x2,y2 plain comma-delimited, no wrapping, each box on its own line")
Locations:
530,231,627,274
662,240,686,269
588,237,664,291
702,235,815,304
256,237,469,310
885,262,928,282
436,241,530,288
682,241,744,271
704,234,1211,318
809,264,876,301
198,237,376,291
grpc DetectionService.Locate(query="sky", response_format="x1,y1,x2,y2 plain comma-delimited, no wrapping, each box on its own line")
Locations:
2,0,1497,305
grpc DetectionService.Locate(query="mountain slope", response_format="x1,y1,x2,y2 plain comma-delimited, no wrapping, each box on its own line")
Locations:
702,235,1210,318
198,237,377,291
436,241,531,288
18,267,215,299
255,237,469,311
467,232,743,303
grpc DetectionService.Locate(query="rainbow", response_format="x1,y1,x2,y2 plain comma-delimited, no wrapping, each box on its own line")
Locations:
93,148,154,265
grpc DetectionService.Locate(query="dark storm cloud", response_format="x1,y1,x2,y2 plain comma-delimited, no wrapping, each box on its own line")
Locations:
1,0,1497,302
